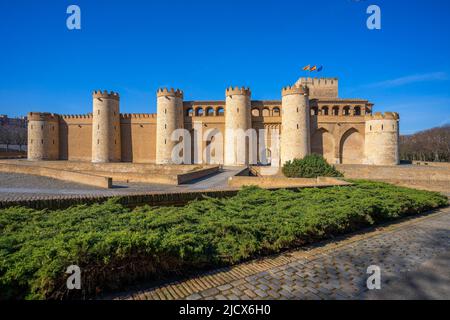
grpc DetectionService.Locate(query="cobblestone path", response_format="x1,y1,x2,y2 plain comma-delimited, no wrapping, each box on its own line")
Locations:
109,206,450,300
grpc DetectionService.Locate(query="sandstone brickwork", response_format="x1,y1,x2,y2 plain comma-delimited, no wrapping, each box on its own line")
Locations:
26,77,400,167
280,85,310,164
91,91,121,163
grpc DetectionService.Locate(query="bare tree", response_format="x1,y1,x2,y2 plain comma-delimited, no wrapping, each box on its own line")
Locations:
400,124,450,162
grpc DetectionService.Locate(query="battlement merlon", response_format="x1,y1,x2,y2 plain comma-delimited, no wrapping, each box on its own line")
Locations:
93,90,120,100
282,85,309,97
365,112,400,121
27,112,60,122
157,88,184,99
295,77,339,99
226,86,251,97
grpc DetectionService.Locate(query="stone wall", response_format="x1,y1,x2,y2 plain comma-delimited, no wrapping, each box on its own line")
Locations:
336,164,450,182
0,162,111,188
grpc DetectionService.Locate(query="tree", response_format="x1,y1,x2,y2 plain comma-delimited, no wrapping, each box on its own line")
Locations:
400,124,450,162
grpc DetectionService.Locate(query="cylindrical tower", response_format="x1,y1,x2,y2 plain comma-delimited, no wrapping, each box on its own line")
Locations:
156,88,184,164
91,90,121,163
364,112,400,165
280,85,310,165
224,86,252,166
27,112,60,161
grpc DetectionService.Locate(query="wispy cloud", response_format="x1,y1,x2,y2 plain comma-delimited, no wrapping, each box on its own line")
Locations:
362,72,448,89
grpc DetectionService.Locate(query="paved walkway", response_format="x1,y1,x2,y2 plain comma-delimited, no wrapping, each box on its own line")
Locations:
109,206,450,300
0,167,243,201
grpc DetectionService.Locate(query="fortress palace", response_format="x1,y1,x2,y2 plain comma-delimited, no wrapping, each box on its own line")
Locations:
27,77,400,166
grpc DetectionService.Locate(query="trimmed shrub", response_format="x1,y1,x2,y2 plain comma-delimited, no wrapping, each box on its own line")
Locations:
0,181,447,299
282,154,343,178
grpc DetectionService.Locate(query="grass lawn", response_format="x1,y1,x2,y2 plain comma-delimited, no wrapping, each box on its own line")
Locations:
0,180,447,299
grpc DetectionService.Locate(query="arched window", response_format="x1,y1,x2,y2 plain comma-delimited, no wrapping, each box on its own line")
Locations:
332,106,339,116
206,107,214,116
195,107,204,116
262,108,270,117
251,108,260,117
186,108,193,117
322,106,329,115
272,107,280,116
311,107,319,116
216,107,224,116
354,106,361,116
343,106,351,116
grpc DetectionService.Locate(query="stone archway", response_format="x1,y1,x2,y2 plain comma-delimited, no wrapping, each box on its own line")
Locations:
311,128,335,164
339,128,364,164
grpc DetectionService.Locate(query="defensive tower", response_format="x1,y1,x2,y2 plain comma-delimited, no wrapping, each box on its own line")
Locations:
364,112,400,165
224,86,252,166
91,90,121,163
280,85,311,165
27,112,60,160
296,77,338,99
156,88,184,164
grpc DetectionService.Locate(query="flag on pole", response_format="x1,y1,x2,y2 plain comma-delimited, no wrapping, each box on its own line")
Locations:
302,65,310,71
310,65,317,71
317,66,323,72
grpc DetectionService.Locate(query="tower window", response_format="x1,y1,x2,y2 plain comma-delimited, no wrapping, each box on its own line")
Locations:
98,110,100,115
237,108,239,113
297,124,299,129
53,140,55,145
97,139,100,145
31,125,33,129
165,139,167,145
41,125,44,130
381,124,384,131
41,139,43,144
165,109,167,114
165,124,167,129
370,125,372,131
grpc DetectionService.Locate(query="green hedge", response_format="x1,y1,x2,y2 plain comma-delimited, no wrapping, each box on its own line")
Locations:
0,181,447,299
282,154,343,178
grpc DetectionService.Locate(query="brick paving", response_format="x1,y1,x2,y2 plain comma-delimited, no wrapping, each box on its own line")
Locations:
109,206,450,300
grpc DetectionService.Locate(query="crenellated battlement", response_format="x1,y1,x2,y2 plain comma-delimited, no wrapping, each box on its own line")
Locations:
295,77,338,99
120,113,157,119
365,112,400,121
28,112,60,122
298,77,338,86
61,114,93,119
282,85,309,96
226,86,251,97
24,77,400,166
157,88,184,98
93,90,120,100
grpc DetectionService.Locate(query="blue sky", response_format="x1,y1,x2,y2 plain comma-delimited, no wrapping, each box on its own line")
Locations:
0,0,449,134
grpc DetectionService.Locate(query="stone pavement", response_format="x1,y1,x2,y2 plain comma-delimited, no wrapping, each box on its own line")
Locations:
109,206,450,300
0,167,242,201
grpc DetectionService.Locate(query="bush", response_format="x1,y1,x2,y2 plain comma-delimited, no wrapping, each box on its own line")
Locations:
0,181,447,299
282,154,343,178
